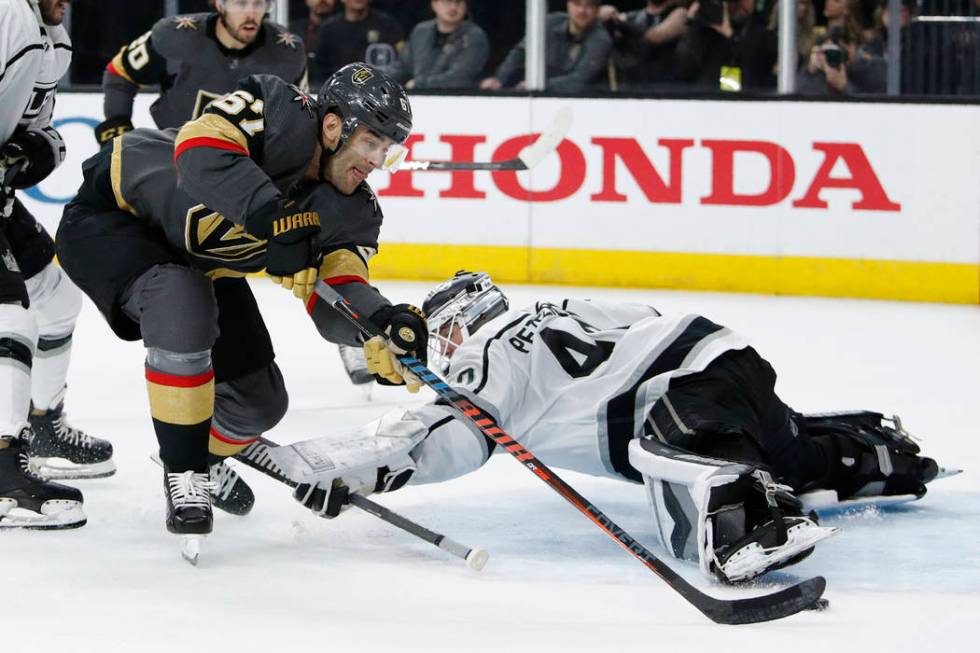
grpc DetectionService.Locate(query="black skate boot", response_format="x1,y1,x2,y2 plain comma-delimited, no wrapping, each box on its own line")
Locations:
163,466,213,565
0,428,86,530
802,411,940,503
29,402,116,480
209,455,255,516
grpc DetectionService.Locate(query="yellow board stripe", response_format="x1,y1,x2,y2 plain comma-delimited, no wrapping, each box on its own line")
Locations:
368,244,980,305
146,379,215,425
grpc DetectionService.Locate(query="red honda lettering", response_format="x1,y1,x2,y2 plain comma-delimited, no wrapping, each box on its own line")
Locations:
439,135,488,199
590,138,693,203
701,140,796,206
793,143,901,211
492,135,586,202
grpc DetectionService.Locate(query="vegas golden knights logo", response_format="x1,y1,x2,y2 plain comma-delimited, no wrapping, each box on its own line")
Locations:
351,67,375,85
184,205,266,263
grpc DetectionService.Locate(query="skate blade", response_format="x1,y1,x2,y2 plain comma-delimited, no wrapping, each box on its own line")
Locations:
180,535,206,566
0,499,87,530
935,467,963,480
30,457,117,480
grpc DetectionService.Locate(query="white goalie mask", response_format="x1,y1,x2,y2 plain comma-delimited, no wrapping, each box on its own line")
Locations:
422,271,509,374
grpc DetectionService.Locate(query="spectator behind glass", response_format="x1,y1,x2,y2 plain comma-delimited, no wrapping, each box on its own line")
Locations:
824,0,864,43
675,0,778,92
600,1,687,92
292,0,337,56
796,25,885,95
768,0,818,71
481,0,612,93
395,0,490,90
313,0,405,83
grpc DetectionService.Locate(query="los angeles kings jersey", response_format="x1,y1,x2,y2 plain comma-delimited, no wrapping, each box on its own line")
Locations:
0,0,69,167
406,299,750,485
103,13,308,129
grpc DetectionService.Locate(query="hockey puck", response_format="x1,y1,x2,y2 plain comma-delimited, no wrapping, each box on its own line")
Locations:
465,548,489,571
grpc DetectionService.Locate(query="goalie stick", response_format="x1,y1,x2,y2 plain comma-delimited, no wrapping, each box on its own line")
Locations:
390,107,573,172
235,437,489,571
310,280,828,625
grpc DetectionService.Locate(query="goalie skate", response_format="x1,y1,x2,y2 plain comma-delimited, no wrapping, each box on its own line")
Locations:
0,430,86,530
802,466,963,515
28,402,115,480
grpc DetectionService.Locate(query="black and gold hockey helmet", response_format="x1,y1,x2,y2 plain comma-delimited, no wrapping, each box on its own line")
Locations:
316,62,413,149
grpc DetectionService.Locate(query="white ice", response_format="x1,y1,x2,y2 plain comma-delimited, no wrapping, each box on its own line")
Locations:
2,280,977,652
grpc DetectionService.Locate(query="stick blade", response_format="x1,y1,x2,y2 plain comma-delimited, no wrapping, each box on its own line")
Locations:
695,576,827,625
517,106,574,170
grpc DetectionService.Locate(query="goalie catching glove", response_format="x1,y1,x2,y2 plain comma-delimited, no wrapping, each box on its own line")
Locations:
267,411,426,518
250,198,322,299
364,304,428,393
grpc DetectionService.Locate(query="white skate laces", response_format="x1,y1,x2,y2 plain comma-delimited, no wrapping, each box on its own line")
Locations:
50,411,95,449
167,471,214,509
209,461,240,501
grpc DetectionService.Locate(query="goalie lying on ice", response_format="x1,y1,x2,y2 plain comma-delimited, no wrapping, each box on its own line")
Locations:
279,271,945,584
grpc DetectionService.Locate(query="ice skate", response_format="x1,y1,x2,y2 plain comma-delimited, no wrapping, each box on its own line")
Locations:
163,467,213,565
338,344,375,400
0,428,86,530
28,401,116,480
209,456,255,516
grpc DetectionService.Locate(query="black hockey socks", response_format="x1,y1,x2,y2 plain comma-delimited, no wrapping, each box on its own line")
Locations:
145,351,214,474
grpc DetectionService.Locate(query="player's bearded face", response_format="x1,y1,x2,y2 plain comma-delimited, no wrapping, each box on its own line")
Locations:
218,0,267,45
38,0,70,25
324,126,393,194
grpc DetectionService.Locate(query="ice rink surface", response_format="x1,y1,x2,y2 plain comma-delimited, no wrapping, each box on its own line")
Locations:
2,279,977,652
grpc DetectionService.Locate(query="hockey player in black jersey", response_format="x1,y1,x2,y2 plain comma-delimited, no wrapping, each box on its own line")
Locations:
56,64,426,558
1,0,115,530
280,272,947,583
97,0,308,143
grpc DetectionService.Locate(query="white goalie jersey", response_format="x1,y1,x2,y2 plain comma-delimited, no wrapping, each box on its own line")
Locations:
406,299,751,485
0,0,70,159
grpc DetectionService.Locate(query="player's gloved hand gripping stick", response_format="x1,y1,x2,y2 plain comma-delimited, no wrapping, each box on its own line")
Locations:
312,280,828,625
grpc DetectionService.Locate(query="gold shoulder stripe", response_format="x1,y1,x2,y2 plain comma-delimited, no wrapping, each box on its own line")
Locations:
319,249,370,282
175,113,250,155
108,48,137,84
110,138,136,214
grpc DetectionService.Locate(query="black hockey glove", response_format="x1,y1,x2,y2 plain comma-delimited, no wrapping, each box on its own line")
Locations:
248,198,322,299
94,117,134,146
364,304,428,392
1,131,56,189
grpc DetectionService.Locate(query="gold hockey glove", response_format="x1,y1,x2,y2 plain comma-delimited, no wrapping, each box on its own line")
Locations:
364,304,428,393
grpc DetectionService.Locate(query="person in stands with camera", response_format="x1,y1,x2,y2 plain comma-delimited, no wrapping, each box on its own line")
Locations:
796,27,885,96
674,0,778,93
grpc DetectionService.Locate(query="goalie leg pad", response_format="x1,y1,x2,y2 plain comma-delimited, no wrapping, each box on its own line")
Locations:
801,411,940,501
629,436,838,583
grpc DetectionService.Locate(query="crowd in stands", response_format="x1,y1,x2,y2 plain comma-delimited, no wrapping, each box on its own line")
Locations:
67,0,980,96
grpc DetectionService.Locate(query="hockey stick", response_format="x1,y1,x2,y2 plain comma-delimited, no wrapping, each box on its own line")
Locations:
395,107,573,172
311,280,827,625
235,437,489,570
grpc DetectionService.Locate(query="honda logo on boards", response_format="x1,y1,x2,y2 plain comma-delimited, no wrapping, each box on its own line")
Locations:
379,133,900,212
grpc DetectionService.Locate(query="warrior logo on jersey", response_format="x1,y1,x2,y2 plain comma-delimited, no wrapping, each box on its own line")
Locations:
184,205,266,263
276,32,300,49
291,87,316,118
351,67,375,85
